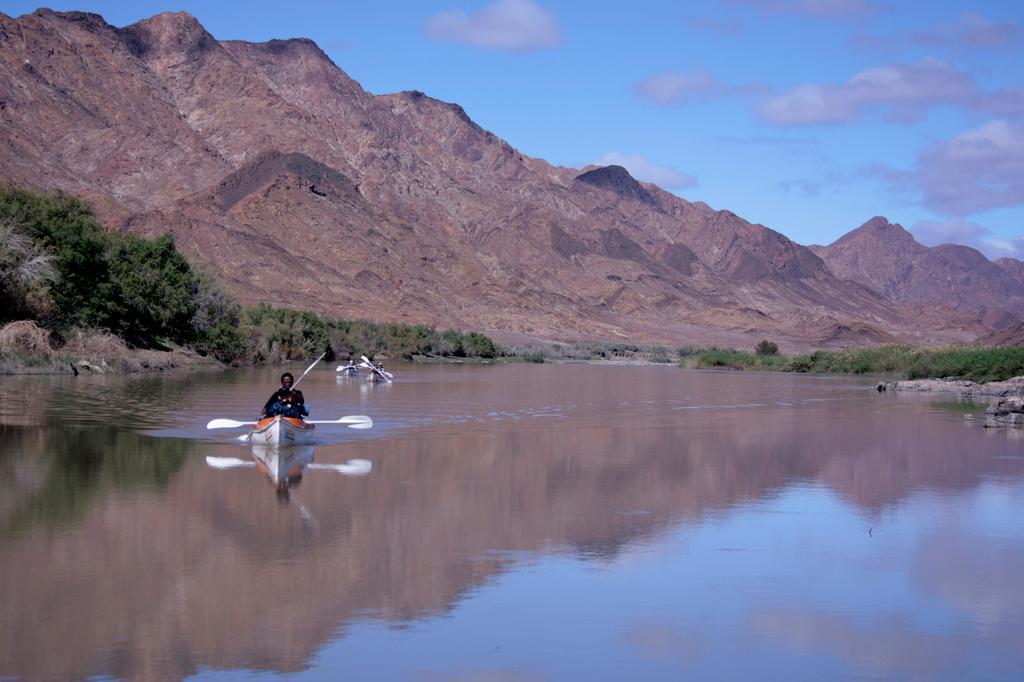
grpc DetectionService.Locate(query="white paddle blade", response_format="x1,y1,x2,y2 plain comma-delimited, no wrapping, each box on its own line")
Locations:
206,418,254,429
205,456,254,469
309,459,372,476
304,415,374,428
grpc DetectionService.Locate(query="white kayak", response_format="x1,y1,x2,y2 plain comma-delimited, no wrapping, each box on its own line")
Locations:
249,415,315,447
360,355,394,383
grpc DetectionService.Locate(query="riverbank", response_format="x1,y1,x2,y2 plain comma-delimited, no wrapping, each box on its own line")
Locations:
681,344,1024,384
0,320,220,375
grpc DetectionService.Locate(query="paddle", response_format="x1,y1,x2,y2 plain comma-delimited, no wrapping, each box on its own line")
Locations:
292,351,327,389
361,355,394,382
206,415,373,429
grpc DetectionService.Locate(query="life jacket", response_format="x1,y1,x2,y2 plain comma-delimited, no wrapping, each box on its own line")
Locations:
268,401,308,419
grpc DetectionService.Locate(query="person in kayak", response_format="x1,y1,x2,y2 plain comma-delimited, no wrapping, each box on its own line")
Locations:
260,372,309,419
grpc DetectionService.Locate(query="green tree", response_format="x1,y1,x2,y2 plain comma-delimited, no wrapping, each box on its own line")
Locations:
440,329,465,356
755,339,779,356
106,233,200,344
463,331,496,359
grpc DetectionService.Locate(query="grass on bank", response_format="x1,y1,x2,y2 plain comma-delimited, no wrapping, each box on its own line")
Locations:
501,342,678,364
683,345,1024,384
500,341,1024,384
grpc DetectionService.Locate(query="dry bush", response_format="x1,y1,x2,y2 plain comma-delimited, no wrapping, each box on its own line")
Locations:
61,328,129,356
0,320,55,357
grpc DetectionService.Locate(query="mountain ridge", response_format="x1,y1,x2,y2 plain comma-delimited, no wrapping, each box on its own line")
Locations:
0,9,1017,348
812,217,1024,327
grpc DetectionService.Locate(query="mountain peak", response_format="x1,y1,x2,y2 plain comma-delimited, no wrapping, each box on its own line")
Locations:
243,36,327,59
815,215,1024,317
574,165,654,204
131,11,204,33
121,11,216,59
32,9,111,32
833,216,920,250
862,215,895,230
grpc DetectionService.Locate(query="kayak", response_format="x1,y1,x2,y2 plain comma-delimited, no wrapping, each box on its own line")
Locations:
250,415,315,447
361,355,394,383
251,444,314,487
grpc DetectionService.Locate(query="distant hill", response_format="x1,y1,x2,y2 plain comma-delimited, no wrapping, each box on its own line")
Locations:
811,217,1024,335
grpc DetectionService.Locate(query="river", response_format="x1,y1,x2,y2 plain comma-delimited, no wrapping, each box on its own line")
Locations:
1,363,1023,680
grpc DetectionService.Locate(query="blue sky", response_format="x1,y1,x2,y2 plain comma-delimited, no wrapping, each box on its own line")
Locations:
6,1,1024,256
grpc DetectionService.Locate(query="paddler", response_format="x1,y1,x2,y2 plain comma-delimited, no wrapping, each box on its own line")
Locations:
260,372,309,419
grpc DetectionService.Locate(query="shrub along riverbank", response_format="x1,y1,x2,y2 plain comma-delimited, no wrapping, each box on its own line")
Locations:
683,345,1024,384
0,186,497,372
463,337,1024,384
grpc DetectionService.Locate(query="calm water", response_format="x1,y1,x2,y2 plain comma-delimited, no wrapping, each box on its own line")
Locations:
1,363,1023,681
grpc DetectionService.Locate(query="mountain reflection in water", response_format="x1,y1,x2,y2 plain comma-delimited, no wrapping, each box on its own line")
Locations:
1,364,1023,680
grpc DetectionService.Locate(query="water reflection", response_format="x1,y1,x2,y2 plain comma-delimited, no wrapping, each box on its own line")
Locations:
205,445,371,498
1,424,189,536
0,365,1022,680
252,443,314,490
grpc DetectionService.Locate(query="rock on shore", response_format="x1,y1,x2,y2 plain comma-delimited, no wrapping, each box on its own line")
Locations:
984,396,1024,428
880,377,1024,398
873,375,1024,428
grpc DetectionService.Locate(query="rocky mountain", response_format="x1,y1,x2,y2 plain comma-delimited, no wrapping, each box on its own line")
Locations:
996,257,1024,288
0,9,1010,348
811,217,1024,332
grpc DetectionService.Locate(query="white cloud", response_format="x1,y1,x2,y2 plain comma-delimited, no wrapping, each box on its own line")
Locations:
635,60,1023,123
759,59,979,125
983,237,1024,258
423,0,562,52
919,120,1024,216
913,218,1024,259
728,0,876,19
912,217,990,247
596,152,697,190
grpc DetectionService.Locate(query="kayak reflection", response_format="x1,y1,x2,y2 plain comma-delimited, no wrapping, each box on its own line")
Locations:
205,445,372,495
252,444,314,491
